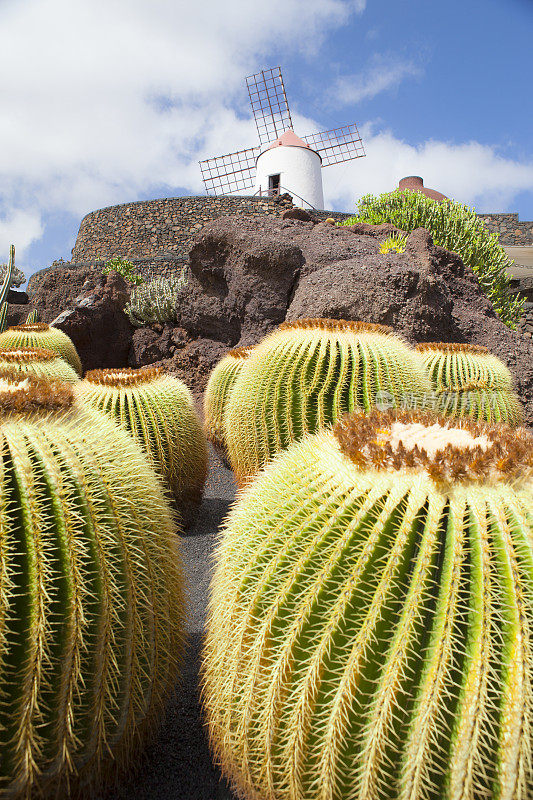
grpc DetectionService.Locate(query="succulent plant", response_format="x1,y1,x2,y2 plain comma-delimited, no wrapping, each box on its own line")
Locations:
204,346,253,461
125,268,188,327
0,371,185,799
0,347,80,383
416,342,523,425
379,233,408,254
0,322,83,376
202,408,533,800
224,318,431,486
75,367,208,528
25,309,39,324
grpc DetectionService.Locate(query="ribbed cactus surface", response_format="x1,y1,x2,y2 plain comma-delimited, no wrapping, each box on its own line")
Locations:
0,347,79,383
204,347,253,458
0,373,185,799
203,409,533,800
224,319,431,485
416,342,523,425
75,367,208,528
0,323,82,376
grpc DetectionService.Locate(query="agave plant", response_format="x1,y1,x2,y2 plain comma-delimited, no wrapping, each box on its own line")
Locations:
203,408,533,800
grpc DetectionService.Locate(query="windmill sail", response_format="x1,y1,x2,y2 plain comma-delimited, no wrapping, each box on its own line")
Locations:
246,67,293,147
199,146,260,195
302,124,365,167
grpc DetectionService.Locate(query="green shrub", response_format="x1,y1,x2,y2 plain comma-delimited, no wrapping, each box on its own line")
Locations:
340,189,523,327
125,267,188,326
102,255,144,285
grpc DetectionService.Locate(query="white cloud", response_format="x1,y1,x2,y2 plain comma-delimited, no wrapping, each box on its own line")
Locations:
331,53,423,106
0,210,43,268
322,125,533,214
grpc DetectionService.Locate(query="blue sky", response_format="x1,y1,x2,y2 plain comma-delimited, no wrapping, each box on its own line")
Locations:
0,0,531,286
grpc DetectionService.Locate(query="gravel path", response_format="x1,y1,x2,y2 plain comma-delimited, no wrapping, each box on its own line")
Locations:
101,445,240,800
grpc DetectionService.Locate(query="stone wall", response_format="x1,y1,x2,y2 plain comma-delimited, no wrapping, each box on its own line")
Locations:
478,213,533,245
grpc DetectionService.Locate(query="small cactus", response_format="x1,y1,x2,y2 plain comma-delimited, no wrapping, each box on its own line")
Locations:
0,372,185,799
204,347,253,462
0,322,82,376
75,367,208,528
202,408,533,800
25,309,39,324
416,342,523,425
0,347,79,383
224,318,431,485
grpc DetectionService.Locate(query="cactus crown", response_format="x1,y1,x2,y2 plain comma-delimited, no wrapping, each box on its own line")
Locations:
0,347,62,362
0,372,74,412
84,366,164,387
279,318,394,336
227,346,253,359
334,409,532,484
7,322,50,332
415,341,489,355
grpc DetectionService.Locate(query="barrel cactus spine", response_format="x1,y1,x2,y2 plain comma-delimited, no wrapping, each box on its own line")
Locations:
0,372,185,799
224,318,432,486
75,367,208,528
416,341,523,425
204,346,253,462
0,322,83,376
202,409,533,800
0,347,80,383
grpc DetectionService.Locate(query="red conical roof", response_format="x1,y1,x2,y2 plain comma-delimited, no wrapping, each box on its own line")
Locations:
267,129,310,150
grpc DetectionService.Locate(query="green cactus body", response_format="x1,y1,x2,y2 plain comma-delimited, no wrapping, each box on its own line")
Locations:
0,372,185,799
202,409,533,800
224,319,431,485
416,342,523,425
0,347,80,383
204,347,253,459
0,323,83,376
75,367,208,528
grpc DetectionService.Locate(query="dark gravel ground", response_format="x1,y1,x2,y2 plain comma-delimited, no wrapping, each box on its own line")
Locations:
101,445,240,800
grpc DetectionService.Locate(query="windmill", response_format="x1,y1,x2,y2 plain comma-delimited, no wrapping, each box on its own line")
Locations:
199,67,366,211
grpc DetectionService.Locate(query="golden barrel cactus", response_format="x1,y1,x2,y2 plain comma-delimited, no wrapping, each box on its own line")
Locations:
204,347,253,462
0,372,185,799
0,323,82,376
416,342,523,425
0,347,79,383
203,409,533,800
75,367,208,528
224,319,431,485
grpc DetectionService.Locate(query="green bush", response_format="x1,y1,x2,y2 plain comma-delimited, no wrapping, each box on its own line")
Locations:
102,255,144,285
340,189,523,327
125,267,188,326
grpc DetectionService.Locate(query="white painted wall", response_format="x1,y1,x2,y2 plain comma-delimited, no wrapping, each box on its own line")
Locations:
254,145,324,210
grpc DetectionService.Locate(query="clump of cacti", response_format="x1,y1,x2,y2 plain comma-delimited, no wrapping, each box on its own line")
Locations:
0,322,83,375
204,346,253,461
0,371,185,799
224,318,431,485
416,341,523,425
125,268,188,326
75,367,208,528
202,408,533,800
0,347,79,383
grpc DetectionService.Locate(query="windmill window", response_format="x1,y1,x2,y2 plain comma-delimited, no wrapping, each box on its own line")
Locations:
268,173,281,195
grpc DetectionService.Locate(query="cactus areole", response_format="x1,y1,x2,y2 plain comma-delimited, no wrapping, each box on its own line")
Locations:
224,318,431,485
0,374,185,799
203,409,533,800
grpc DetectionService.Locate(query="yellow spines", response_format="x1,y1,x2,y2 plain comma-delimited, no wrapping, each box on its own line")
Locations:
415,341,523,425
204,347,253,458
75,367,208,528
0,323,83,376
202,409,533,800
224,318,431,486
0,373,185,799
0,347,79,383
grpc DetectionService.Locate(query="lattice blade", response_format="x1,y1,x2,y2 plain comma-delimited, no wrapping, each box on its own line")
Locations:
199,146,260,195
302,124,365,167
246,67,293,147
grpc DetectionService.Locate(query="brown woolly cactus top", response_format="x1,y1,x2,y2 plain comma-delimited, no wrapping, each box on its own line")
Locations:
227,347,253,359
279,318,393,336
7,323,50,333
84,367,164,387
334,409,533,485
415,342,489,355
0,372,74,413
0,347,61,362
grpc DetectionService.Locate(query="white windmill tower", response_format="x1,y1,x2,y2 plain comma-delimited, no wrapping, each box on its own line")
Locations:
199,67,366,210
